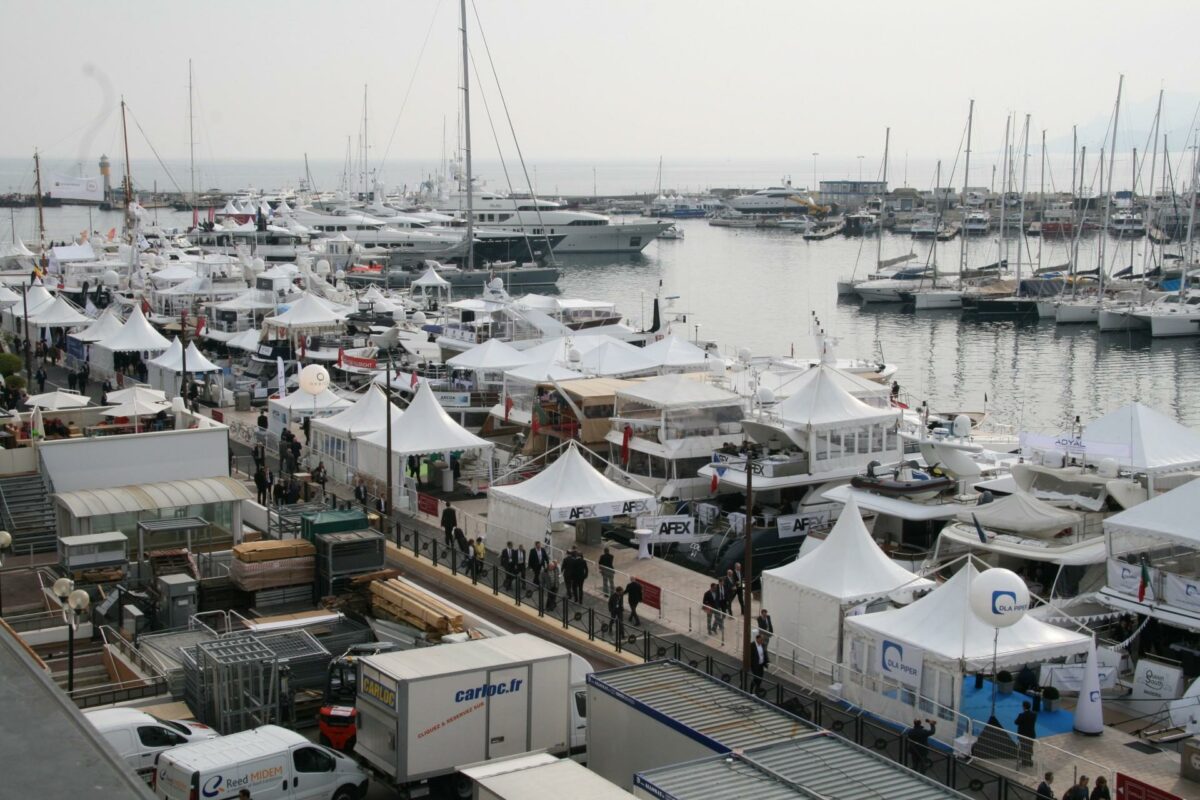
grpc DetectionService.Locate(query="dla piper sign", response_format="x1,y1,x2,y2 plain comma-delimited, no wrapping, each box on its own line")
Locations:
776,509,832,539
550,498,654,523
877,637,923,690
636,515,705,544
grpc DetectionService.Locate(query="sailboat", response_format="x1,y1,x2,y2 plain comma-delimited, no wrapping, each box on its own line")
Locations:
1133,139,1200,337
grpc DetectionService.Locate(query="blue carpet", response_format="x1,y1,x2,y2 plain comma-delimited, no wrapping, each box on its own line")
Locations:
960,679,1075,737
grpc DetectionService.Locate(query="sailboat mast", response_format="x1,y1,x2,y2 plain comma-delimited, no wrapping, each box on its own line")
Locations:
460,0,474,272
931,160,941,282
1016,114,1030,284
998,115,1011,264
960,101,973,275
33,151,45,269
1099,74,1123,295
1037,130,1045,274
1144,91,1162,277
189,60,196,227
120,97,134,236
362,84,369,198
876,127,889,268
1182,139,1198,303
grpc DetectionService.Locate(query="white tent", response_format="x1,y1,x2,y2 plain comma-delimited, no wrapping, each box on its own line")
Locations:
267,387,351,435
6,284,54,331
214,291,276,312
955,491,1081,537
47,243,97,272
446,339,529,372
0,239,34,265
640,335,713,371
487,443,653,551
521,335,614,366
96,305,171,353
775,364,899,429
147,339,222,397
504,359,585,383
0,284,20,307
412,266,451,288
27,295,91,328
1103,478,1200,548
761,497,933,664
844,562,1092,714
1084,402,1200,484
72,307,125,343
616,372,736,409
149,262,199,285
577,340,659,377
24,389,91,410
227,327,263,353
263,292,347,331
105,384,166,404
310,385,404,482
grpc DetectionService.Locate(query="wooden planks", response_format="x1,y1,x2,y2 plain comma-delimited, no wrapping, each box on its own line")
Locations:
369,579,464,634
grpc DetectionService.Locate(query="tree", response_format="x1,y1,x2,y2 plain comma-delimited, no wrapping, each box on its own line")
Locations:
0,353,22,377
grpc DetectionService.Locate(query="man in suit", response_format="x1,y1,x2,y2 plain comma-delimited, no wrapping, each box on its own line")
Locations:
500,541,517,590
732,562,747,614
722,569,739,614
516,544,527,586
607,586,625,642
528,542,546,585
1035,772,1054,800
440,502,458,548
749,633,768,695
756,608,774,645
625,579,643,625
703,583,723,635
1014,701,1038,766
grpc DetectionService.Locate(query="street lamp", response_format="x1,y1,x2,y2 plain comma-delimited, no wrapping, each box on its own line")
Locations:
857,155,865,182
0,530,11,617
53,577,91,694
811,153,819,193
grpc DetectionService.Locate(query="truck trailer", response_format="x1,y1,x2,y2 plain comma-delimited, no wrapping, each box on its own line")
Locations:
353,633,591,798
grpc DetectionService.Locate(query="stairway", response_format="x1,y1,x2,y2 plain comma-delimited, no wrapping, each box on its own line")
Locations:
0,472,58,554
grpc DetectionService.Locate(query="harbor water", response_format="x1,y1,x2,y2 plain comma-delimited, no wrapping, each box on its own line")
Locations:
8,205,1198,433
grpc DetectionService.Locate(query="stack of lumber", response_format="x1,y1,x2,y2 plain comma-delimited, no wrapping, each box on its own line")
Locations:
320,569,401,616
369,578,465,635
230,539,316,592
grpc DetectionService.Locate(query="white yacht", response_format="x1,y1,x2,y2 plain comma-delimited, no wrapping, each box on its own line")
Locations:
727,181,819,215
909,211,944,238
281,207,468,260
962,209,991,234
1130,289,1200,337
435,190,671,254
1109,210,1146,237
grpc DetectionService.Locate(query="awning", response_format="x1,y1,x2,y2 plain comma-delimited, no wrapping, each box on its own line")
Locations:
54,476,251,519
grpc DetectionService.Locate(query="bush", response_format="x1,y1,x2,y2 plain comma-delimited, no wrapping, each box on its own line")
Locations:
996,670,1013,683
1042,686,1060,700
0,352,22,377
5,374,25,391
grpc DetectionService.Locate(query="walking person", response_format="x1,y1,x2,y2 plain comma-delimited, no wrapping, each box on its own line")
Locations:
565,549,588,602
528,542,546,586
722,568,740,615
756,608,774,645
607,586,625,642
473,537,487,579
354,479,367,508
703,583,723,635
454,526,471,571
1014,700,1038,767
599,546,615,595
253,465,269,505
1089,776,1110,800
516,544,527,587
625,579,643,625
34,365,46,393
733,562,747,615
1036,773,1054,800
749,632,769,696
1062,776,1090,800
501,541,517,590
542,560,560,612
905,717,936,774
440,502,458,549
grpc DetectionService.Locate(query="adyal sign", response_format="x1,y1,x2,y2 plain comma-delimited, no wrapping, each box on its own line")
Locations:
776,509,832,540
878,637,923,689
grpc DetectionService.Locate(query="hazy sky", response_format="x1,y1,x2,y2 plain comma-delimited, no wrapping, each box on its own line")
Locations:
4,1,1200,183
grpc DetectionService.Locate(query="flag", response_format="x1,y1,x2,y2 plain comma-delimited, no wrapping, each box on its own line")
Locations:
410,371,419,389
276,356,287,399
299,337,306,358
141,297,151,314
503,394,513,421
1138,559,1151,602
195,315,205,336
531,403,548,436
337,347,344,367
971,513,988,544
621,424,633,465
106,227,117,241
710,472,719,493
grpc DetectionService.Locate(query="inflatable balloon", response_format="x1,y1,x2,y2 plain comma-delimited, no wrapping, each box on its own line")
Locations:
969,567,1030,628
298,363,330,396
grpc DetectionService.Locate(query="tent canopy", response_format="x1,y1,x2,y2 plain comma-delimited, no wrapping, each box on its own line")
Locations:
24,389,91,410
955,491,1081,535
311,384,403,437
446,338,529,371
263,292,347,330
616,373,738,410
358,383,490,456
520,335,614,365
845,562,1093,670
1103,478,1200,548
148,338,221,373
488,443,652,523
96,305,171,353
578,340,658,377
102,386,173,417
73,307,125,342
227,327,263,352
1084,402,1200,475
9,284,55,317
27,295,91,327
775,364,900,430
105,385,166,404
270,387,350,412
505,359,584,383
412,266,451,288
214,291,275,312
50,243,97,263
640,335,712,369
764,498,932,603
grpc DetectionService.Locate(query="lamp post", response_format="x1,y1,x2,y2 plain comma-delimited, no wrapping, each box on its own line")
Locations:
857,155,865,182
811,152,819,193
0,530,11,617
53,577,91,694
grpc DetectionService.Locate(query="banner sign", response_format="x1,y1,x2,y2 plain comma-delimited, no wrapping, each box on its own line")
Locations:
48,174,104,202
434,391,472,408
632,578,661,611
1130,659,1185,714
776,509,832,539
417,493,440,518
1116,773,1183,800
1019,431,1132,460
878,637,923,689
1163,573,1200,612
342,354,377,369
636,514,705,544
551,497,653,523
1107,559,1157,597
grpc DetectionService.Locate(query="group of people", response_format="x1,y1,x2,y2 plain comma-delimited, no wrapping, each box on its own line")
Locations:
700,563,749,633
1037,773,1110,800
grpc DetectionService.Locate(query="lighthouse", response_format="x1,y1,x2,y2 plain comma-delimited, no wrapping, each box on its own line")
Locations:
99,154,111,202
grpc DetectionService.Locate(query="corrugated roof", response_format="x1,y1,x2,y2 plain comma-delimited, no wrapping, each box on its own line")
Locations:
587,661,812,751
54,476,250,519
636,738,967,800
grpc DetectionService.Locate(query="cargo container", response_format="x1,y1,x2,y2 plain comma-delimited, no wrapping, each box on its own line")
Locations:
461,752,636,800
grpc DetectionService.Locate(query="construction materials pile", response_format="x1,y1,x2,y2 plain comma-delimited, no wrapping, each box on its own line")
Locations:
230,539,316,592
370,578,465,636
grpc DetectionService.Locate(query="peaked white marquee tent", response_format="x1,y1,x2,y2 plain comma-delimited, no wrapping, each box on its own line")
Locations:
147,338,222,397
27,295,91,328
761,497,932,664
72,306,125,343
91,305,172,378
310,385,404,481
578,339,659,377
267,387,351,435
446,338,529,372
1084,402,1200,489
263,292,347,332
640,335,713,372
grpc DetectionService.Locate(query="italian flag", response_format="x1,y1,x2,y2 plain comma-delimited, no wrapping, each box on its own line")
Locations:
1138,561,1151,602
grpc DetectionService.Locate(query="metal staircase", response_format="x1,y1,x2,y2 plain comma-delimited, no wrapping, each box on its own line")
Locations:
0,472,58,554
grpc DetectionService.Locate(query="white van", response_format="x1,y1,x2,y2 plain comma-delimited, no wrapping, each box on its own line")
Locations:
154,725,368,800
84,708,220,777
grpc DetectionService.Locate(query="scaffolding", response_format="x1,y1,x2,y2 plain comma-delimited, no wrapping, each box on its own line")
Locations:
192,635,280,734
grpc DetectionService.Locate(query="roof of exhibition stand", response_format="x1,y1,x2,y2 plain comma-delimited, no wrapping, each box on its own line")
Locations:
310,384,403,437
577,340,659,377
357,383,490,456
263,292,347,330
775,364,900,430
640,334,712,368
412,266,451,288
96,305,171,353
616,372,738,410
488,442,651,515
520,335,615,365
844,562,1093,670
72,307,125,342
1083,402,1200,475
27,295,92,327
148,338,221,373
214,292,276,312
1103,477,1200,547
763,497,933,603
50,243,97,262
226,327,263,352
9,283,55,317
269,387,350,412
445,338,530,371
504,359,585,383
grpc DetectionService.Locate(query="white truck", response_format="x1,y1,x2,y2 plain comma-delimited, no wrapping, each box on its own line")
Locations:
353,633,591,799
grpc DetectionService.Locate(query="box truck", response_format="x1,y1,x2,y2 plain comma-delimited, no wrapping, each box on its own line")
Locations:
353,633,591,798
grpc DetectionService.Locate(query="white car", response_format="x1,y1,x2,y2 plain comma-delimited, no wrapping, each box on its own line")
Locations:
85,707,219,777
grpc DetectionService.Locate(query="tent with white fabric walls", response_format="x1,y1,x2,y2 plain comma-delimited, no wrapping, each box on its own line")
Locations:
760,497,932,667
147,338,222,398
486,442,654,554
309,385,404,482
1082,402,1200,493
90,305,171,378
842,562,1092,721
267,387,350,437
356,382,493,509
